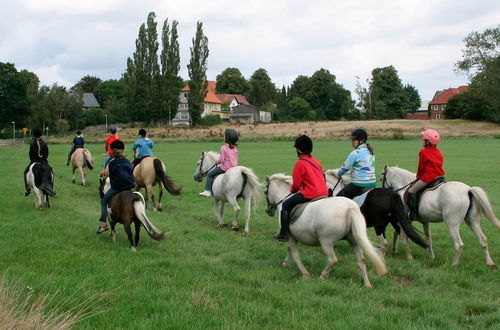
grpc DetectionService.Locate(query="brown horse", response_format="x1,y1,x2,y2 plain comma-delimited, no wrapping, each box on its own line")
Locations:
133,157,181,211
99,178,165,252
70,148,94,185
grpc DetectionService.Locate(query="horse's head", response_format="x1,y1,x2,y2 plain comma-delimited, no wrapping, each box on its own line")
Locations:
193,151,218,182
380,165,415,190
99,178,111,198
264,174,292,216
38,162,56,196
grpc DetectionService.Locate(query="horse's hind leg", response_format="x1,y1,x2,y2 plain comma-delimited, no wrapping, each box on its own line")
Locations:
243,196,251,233
465,217,496,268
423,223,435,260
288,237,311,277
134,221,141,248
282,245,291,267
446,222,464,266
348,238,372,288
228,198,241,231
146,184,156,212
79,167,85,185
71,167,76,184
45,194,51,208
124,223,137,252
157,184,164,212
214,200,227,228
110,221,117,242
319,239,338,280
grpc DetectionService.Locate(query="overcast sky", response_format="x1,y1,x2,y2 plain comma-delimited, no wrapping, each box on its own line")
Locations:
1,0,499,100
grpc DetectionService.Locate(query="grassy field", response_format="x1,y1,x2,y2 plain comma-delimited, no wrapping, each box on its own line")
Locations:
0,138,499,329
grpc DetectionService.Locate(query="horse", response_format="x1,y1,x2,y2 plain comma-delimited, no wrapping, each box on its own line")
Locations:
264,174,387,287
193,151,261,233
133,157,182,212
324,169,428,253
99,178,165,252
70,148,94,185
381,165,500,268
25,162,56,209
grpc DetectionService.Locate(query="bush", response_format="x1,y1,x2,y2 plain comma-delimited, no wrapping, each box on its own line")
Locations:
197,115,222,126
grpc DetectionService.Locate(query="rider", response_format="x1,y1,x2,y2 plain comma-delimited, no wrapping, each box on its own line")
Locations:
97,140,135,234
100,126,120,176
132,128,154,168
273,135,328,242
65,130,85,166
199,128,239,197
24,128,49,196
407,129,445,221
335,127,376,199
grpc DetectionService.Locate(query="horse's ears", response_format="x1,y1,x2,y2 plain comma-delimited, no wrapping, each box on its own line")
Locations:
266,176,270,183
383,164,388,171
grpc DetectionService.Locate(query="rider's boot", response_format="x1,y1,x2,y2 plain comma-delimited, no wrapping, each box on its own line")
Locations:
273,211,289,242
408,192,418,222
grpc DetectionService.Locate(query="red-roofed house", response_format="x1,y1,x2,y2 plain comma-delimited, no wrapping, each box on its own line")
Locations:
428,86,469,120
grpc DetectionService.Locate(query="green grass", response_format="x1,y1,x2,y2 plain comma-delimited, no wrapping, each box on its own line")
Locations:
0,139,499,329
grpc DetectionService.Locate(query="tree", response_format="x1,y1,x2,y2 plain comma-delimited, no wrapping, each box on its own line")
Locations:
248,68,276,107
456,25,500,77
370,66,409,119
187,21,209,125
94,79,128,123
0,62,32,128
404,84,421,114
71,75,102,93
216,68,249,95
145,12,161,124
288,97,312,120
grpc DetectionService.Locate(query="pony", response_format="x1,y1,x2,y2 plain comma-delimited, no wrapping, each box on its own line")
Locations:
381,165,500,268
193,151,261,233
133,157,181,212
265,174,387,287
99,178,165,252
25,162,56,209
70,148,94,185
324,169,428,253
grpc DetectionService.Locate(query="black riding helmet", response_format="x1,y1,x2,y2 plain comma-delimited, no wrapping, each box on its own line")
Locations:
349,127,368,141
110,140,125,150
294,135,313,154
33,128,42,138
138,128,147,137
109,126,117,134
225,128,239,145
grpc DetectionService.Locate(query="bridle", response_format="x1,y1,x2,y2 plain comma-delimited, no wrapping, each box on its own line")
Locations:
264,180,292,212
196,153,216,178
381,167,413,192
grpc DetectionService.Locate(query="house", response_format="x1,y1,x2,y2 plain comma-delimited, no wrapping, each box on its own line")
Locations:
82,93,100,111
406,101,430,120
172,81,250,125
229,104,272,124
428,86,469,120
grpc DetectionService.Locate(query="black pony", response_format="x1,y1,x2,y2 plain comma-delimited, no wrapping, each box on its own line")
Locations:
325,170,428,251
99,178,165,252
25,162,56,209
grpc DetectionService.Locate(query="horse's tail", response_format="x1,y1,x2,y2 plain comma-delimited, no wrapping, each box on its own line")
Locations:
153,158,181,195
391,192,428,248
240,167,262,211
469,187,500,230
348,206,387,276
83,149,94,170
133,193,165,240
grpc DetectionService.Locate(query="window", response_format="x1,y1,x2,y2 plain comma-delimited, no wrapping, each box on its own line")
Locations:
436,114,441,119
442,105,446,110
433,105,438,111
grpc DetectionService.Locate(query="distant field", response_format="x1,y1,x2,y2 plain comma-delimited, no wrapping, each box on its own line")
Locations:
0,138,499,328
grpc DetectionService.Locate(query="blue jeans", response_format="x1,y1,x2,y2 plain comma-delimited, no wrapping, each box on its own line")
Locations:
204,166,225,191
282,193,310,214
102,155,112,169
100,187,119,223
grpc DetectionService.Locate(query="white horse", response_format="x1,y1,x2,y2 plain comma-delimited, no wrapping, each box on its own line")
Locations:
265,174,387,287
381,165,500,268
193,151,262,233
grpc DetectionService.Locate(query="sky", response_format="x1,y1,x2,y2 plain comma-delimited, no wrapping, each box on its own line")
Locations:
1,0,499,101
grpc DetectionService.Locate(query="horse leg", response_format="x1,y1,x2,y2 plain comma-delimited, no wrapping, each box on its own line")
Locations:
124,222,137,252
157,184,164,212
465,216,496,269
71,167,76,184
391,230,399,255
374,225,388,255
319,239,338,280
348,237,372,288
33,188,42,209
445,222,464,266
45,194,51,208
228,198,241,231
134,221,141,248
110,221,117,242
282,245,291,267
288,237,311,277
79,166,85,185
214,200,227,228
423,223,435,260
399,228,414,261
243,196,251,233
146,184,156,212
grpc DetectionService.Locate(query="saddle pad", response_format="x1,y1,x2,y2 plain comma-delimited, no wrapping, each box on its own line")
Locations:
289,196,328,225
352,188,374,207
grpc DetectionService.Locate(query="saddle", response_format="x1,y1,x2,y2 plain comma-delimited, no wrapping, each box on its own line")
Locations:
403,176,446,208
289,196,328,225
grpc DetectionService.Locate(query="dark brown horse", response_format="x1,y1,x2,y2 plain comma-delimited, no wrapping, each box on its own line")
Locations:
99,178,165,252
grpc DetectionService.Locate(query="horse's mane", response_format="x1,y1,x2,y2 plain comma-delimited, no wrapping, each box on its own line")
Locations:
324,168,352,185
268,173,292,185
205,151,220,161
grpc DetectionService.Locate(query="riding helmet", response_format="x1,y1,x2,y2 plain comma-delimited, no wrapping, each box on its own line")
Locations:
33,128,42,138
349,127,368,141
109,126,117,134
421,129,440,145
110,140,125,150
138,128,147,137
225,128,239,145
294,135,313,154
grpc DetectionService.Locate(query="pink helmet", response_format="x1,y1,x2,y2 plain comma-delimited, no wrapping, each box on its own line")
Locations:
421,129,440,145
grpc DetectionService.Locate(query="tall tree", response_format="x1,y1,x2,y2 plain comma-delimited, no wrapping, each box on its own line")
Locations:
71,75,102,93
0,62,31,128
145,12,160,124
216,68,249,95
247,68,276,107
404,84,421,114
370,66,408,119
187,21,209,125
456,25,500,77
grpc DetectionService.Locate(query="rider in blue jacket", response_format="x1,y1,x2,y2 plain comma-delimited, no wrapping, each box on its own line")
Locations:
65,130,85,166
132,129,154,168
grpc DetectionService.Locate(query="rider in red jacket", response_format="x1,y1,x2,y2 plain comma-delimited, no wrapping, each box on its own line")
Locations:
408,129,445,221
273,135,328,242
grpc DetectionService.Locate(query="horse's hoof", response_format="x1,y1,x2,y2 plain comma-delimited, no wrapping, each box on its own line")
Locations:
131,247,137,253
232,226,239,231
72,180,75,184
320,274,329,280
487,264,497,270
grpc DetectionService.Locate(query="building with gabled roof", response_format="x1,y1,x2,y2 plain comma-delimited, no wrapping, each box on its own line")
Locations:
428,86,469,120
82,93,100,111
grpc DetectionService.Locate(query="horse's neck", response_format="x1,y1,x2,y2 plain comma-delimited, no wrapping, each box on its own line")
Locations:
391,167,415,185
270,176,292,201
205,151,220,167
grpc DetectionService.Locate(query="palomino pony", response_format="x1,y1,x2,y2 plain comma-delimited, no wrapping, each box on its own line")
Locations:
265,174,387,287
25,162,56,209
324,169,428,252
70,148,94,185
193,151,261,233
99,178,165,252
381,165,500,268
133,157,181,212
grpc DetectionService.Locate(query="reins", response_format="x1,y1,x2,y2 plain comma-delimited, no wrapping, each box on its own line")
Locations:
197,153,217,177
265,180,292,209
381,168,413,192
